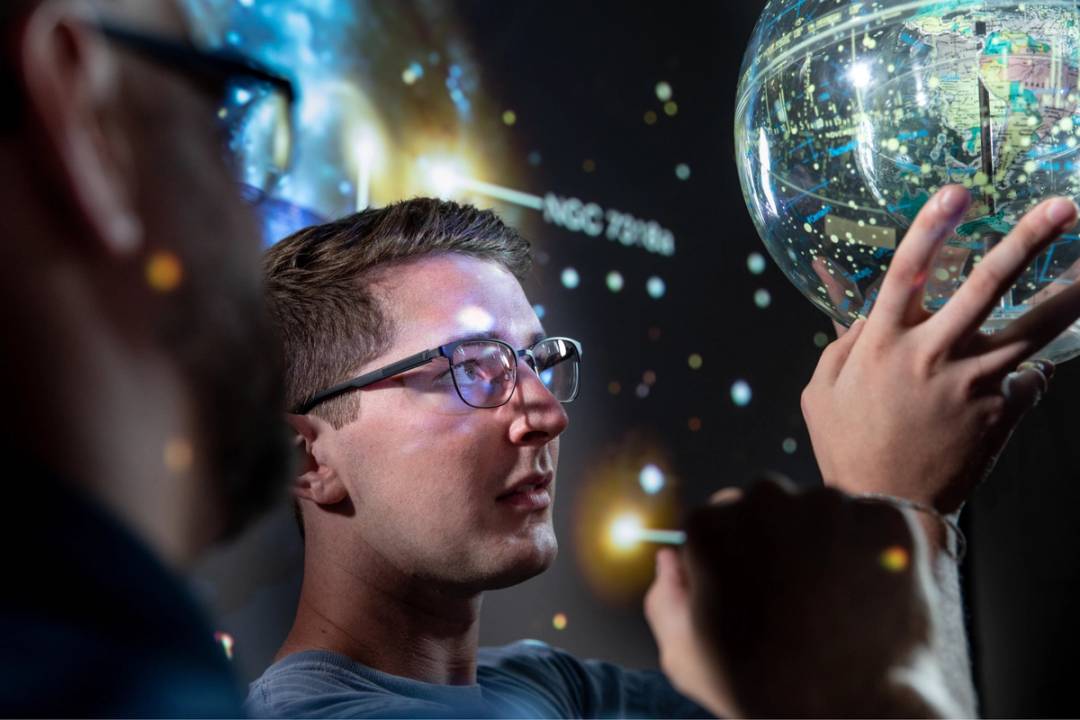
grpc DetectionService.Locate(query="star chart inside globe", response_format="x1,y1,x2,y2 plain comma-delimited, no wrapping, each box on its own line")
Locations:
737,0,1080,361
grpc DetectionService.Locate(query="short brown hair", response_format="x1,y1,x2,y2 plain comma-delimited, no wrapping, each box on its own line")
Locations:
265,197,532,428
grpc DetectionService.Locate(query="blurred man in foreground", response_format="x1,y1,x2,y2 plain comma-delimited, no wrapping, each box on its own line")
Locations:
0,0,293,714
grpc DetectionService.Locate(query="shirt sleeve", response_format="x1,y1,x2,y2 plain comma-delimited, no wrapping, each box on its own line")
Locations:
487,640,715,719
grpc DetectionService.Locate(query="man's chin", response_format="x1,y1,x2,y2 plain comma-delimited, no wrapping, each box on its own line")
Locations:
484,535,558,590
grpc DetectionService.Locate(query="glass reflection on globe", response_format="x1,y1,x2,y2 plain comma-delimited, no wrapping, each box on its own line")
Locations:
737,0,1080,361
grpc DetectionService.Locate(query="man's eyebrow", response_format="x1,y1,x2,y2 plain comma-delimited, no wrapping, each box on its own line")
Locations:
443,330,547,347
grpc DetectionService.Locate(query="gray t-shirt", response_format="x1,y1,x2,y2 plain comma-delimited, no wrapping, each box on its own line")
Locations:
245,639,711,718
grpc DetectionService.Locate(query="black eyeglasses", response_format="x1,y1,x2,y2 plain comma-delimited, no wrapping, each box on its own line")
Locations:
95,22,297,194
295,336,583,414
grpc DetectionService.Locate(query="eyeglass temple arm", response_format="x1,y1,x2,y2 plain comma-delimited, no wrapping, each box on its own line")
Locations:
293,348,444,414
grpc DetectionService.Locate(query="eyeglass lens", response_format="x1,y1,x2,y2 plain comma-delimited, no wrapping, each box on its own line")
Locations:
220,77,292,193
450,339,579,408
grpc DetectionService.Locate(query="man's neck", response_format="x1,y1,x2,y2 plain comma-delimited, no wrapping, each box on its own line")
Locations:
279,547,484,685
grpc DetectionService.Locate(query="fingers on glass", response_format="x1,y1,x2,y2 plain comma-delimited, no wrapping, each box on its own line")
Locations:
875,185,970,326
932,197,1079,349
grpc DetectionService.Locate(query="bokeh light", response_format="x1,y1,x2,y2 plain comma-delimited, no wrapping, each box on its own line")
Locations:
610,513,644,551
688,353,703,370
880,546,910,573
608,381,621,395
813,331,830,348
606,270,625,293
552,612,568,631
730,380,752,407
639,464,665,495
646,276,666,299
561,267,580,289
754,288,772,308
532,303,546,319
214,631,235,661
643,110,658,125
146,251,183,292
688,417,702,432
747,252,767,275
663,100,678,116
164,437,194,474
654,81,672,102
782,437,797,454
675,163,691,181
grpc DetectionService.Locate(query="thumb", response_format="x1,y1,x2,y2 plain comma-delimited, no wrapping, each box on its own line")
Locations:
645,549,689,624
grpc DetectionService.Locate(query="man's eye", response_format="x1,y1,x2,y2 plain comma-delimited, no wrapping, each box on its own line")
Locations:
457,360,482,381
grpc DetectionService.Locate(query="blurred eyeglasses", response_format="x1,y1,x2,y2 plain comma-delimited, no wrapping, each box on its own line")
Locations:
295,336,583,414
95,22,297,194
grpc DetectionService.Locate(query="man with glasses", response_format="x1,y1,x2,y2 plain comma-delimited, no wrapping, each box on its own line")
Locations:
245,198,707,718
0,0,295,714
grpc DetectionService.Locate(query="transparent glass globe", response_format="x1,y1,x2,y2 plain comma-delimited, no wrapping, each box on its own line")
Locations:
736,0,1080,362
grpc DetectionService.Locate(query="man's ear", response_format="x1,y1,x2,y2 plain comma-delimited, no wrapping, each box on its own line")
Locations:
286,413,348,506
19,1,142,256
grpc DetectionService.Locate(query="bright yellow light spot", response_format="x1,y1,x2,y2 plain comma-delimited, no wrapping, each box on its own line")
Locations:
552,612,568,631
880,545,910,573
146,251,183,292
164,437,194,474
644,110,658,125
502,109,517,126
688,353,703,370
663,101,678,116
611,513,643,550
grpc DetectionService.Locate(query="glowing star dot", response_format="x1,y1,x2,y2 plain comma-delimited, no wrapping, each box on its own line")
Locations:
754,288,772,308
582,158,597,173
639,464,665,495
880,546,910,573
747,252,767,275
146,251,183,292
502,109,517,126
782,437,797,454
214,631,235,661
644,110,658,125
561,267,580,289
675,163,691,181
646,276,666,299
688,417,702,432
655,81,673,101
813,331,830,348
606,271,625,293
730,380,752,407
552,613,568,631
611,513,643,549
688,353,703,370
532,304,546,319
164,437,194,474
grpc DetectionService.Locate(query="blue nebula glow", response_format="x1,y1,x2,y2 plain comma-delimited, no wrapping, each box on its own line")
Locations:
646,276,666,299
730,380,752,407
639,464,665,495
561,268,580,289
